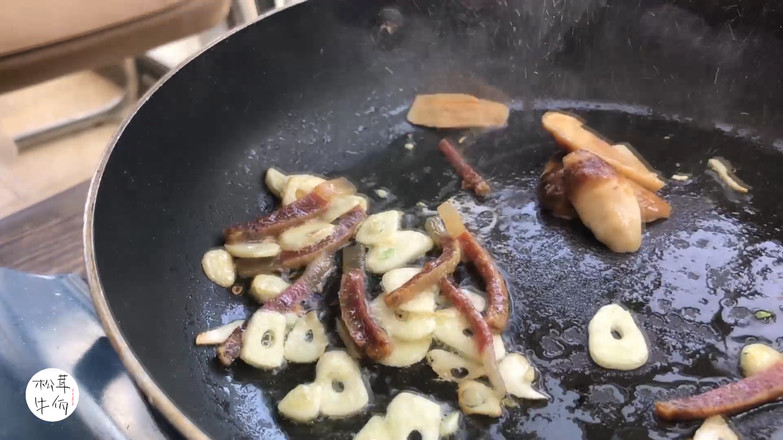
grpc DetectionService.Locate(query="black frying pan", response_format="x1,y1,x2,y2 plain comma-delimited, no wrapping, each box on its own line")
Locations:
85,0,783,438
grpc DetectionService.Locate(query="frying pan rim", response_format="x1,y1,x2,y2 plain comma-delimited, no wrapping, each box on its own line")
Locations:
81,2,307,439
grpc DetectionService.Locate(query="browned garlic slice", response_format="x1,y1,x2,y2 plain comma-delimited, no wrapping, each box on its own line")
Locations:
240,310,286,369
498,354,547,400
693,416,739,440
321,195,368,223
315,351,370,417
588,304,648,370
195,320,244,345
740,343,782,377
282,175,326,205
278,383,322,423
426,349,486,382
249,274,290,303
458,380,502,417
202,249,235,287
278,220,335,251
284,312,328,363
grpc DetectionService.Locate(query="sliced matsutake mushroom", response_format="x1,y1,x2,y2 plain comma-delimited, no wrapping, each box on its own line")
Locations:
278,383,323,423
740,343,783,377
371,295,435,341
249,274,290,303
282,175,326,206
240,310,287,369
195,320,244,345
356,210,403,245
433,308,506,361
224,241,281,259
265,168,288,198
458,380,502,417
381,267,438,314
278,220,336,251
407,93,509,129
693,416,739,440
321,195,368,223
498,353,548,400
366,231,434,274
315,350,370,417
588,304,648,370
284,311,328,363
378,336,432,367
427,349,486,382
202,249,236,287
354,392,442,440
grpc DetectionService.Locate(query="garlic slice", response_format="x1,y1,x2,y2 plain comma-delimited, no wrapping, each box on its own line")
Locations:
371,296,435,341
693,416,739,440
356,210,403,245
284,312,328,363
278,220,335,251
385,392,442,440
381,267,438,313
278,383,322,423
315,351,370,417
249,274,290,303
202,249,236,287
588,304,648,370
240,310,286,369
224,242,281,259
321,195,368,223
427,349,486,382
433,309,505,361
265,168,288,198
440,412,460,437
740,343,782,377
366,231,434,274
281,175,326,206
458,380,502,417
379,337,432,367
354,415,390,440
498,353,547,400
195,320,244,345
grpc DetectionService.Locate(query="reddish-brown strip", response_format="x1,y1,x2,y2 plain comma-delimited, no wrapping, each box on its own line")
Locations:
216,323,246,366
264,252,336,312
383,236,461,308
438,138,491,197
339,269,392,360
655,361,783,421
457,231,509,332
279,207,367,268
223,178,353,244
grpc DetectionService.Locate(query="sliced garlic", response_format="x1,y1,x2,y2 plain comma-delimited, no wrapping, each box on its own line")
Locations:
278,220,335,251
284,312,328,363
367,231,434,274
440,411,460,437
588,304,648,370
321,195,368,223
282,175,326,206
498,353,547,400
224,242,281,259
433,309,505,361
381,267,438,313
458,288,486,312
379,337,432,367
195,320,244,345
249,275,290,303
385,392,442,440
265,168,288,198
458,380,502,417
278,383,322,423
427,349,486,382
315,351,370,417
354,415,390,440
356,210,403,245
371,296,435,341
740,343,782,377
240,310,286,369
707,157,749,193
202,249,236,287
693,416,739,440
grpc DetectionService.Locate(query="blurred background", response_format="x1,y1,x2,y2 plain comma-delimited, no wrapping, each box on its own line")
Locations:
0,0,291,222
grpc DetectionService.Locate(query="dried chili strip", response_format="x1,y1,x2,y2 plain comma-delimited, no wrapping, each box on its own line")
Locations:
439,138,491,197
339,269,392,361
279,206,367,268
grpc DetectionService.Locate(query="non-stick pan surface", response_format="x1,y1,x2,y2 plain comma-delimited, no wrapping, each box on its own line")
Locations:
87,0,783,438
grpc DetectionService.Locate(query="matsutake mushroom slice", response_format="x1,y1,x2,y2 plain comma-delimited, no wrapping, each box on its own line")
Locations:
356,210,403,245
249,274,290,303
427,349,486,382
371,295,435,341
282,175,326,206
433,309,506,361
366,231,434,274
265,168,288,198
458,380,502,417
278,220,336,251
588,304,649,370
381,267,438,314
195,320,244,345
240,310,287,369
202,249,236,287
693,416,739,440
278,383,323,423
224,242,281,259
379,336,432,367
740,343,783,377
284,312,328,363
498,353,548,400
315,350,370,417
321,195,368,223
353,392,442,440
407,93,509,129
